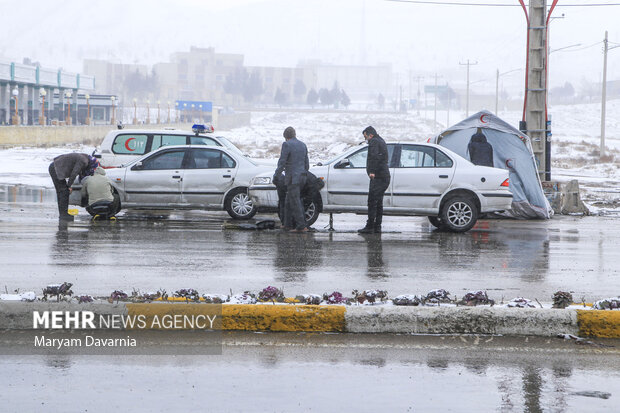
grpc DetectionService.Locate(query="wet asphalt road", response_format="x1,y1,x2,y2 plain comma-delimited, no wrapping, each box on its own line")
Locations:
1,332,618,412
1,183,620,301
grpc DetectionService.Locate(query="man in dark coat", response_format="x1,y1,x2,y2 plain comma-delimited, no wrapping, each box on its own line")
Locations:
467,131,494,167
273,126,310,232
358,126,390,234
48,153,98,221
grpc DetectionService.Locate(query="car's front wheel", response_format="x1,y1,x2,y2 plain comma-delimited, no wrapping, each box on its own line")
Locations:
277,197,321,227
439,196,478,233
225,188,257,220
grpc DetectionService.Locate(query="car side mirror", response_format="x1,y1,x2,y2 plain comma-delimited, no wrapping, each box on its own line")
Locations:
334,158,351,169
131,161,143,171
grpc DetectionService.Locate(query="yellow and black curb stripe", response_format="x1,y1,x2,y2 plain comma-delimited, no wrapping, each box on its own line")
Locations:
2,302,619,337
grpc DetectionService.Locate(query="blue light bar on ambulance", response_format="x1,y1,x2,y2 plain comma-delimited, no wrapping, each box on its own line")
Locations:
192,124,215,135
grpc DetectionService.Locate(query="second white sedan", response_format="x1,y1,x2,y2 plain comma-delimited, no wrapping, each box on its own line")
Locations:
249,142,513,232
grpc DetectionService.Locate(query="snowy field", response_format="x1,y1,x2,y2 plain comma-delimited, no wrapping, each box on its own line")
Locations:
0,101,618,213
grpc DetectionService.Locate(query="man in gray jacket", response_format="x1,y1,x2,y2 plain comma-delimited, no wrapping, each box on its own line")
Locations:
48,153,97,221
273,126,309,232
81,166,116,217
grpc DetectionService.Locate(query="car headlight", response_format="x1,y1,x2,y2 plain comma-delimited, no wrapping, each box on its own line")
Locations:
252,176,271,185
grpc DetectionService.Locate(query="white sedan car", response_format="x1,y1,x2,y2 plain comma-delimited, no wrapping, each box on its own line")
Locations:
71,145,272,219
249,142,512,232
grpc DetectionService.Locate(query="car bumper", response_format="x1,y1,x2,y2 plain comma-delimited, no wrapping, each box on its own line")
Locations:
480,191,513,213
248,185,279,209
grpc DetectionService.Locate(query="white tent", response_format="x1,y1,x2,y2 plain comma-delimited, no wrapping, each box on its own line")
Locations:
431,110,552,219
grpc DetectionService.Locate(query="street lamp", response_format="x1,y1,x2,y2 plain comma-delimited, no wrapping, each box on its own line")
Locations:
85,94,90,125
157,100,161,124
39,88,47,126
175,102,179,122
11,87,19,125
65,90,72,125
199,104,203,122
133,98,138,125
183,103,187,122
146,99,151,124
191,104,195,123
167,101,171,124
110,96,116,125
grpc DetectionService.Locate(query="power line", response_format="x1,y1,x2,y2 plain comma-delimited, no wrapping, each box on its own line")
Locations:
386,0,620,7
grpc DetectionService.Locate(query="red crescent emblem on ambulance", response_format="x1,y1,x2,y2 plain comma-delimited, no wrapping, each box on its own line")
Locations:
125,138,136,151
480,114,488,124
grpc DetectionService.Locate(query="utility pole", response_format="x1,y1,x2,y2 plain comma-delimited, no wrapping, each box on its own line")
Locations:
520,0,555,181
459,59,477,117
433,73,443,132
601,30,608,158
414,76,423,116
495,69,500,115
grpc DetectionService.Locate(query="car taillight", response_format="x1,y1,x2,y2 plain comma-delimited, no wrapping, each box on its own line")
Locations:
500,179,509,187
102,166,116,169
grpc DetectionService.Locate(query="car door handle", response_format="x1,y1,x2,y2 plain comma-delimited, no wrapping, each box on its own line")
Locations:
172,175,181,178
439,175,449,179
223,175,231,178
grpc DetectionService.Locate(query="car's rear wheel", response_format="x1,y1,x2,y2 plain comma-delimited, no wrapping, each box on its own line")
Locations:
439,196,478,233
225,188,257,220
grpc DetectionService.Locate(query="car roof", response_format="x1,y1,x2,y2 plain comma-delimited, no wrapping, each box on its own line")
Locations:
110,129,216,136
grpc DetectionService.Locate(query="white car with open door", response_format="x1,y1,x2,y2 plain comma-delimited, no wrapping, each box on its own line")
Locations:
71,145,272,220
248,142,512,232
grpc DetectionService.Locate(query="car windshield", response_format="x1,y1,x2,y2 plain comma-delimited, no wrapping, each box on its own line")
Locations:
216,136,258,166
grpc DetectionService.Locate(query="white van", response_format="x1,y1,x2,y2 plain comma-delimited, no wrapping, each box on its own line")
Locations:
94,127,248,167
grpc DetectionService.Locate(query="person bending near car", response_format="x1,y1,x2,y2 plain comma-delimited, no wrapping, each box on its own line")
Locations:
358,126,390,234
80,166,117,217
274,170,322,230
48,153,99,221
273,126,310,232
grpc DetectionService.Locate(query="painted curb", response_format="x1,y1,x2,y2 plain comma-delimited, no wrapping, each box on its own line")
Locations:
1,302,619,338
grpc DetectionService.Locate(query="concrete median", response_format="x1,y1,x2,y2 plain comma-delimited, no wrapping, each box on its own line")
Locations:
0,301,618,338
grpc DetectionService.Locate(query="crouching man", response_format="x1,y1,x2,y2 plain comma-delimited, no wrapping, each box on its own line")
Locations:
81,166,118,219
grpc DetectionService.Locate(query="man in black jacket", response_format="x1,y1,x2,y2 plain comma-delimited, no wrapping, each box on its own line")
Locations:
358,126,390,234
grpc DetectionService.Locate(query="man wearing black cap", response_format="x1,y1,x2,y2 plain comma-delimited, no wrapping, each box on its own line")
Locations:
273,126,309,232
358,126,390,234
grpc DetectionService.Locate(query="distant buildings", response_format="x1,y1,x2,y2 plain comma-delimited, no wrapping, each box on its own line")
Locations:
83,47,397,107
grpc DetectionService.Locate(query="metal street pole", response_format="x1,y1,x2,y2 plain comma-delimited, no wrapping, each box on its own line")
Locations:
601,31,608,158
459,60,478,117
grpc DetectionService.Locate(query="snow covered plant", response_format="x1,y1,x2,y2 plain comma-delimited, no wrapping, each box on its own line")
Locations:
42,282,73,301
76,295,94,304
392,295,421,306
352,289,388,304
229,292,257,304
323,291,348,304
109,290,128,303
174,289,200,302
258,286,285,303
593,297,620,310
506,297,536,308
552,291,573,309
202,294,230,304
295,294,322,305
424,289,452,305
458,290,495,306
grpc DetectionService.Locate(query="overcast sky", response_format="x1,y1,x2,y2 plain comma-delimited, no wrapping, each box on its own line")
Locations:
2,0,619,96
